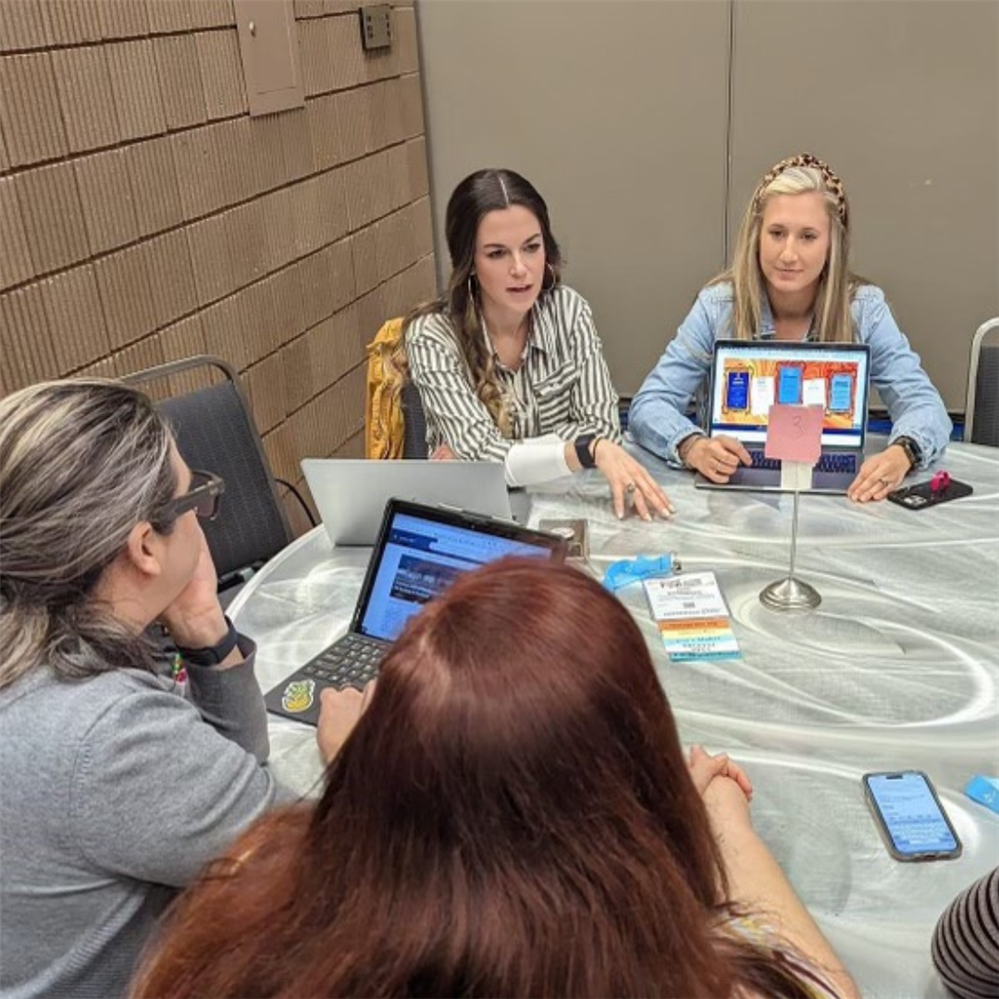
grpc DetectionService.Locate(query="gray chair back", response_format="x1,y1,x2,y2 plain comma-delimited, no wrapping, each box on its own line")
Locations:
124,356,293,583
966,319,999,446
402,380,428,459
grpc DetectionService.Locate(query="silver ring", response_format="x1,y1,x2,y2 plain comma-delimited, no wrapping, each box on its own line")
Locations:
626,482,636,495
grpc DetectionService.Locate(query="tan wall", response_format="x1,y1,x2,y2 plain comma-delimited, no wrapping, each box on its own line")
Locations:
416,0,999,410
0,0,436,528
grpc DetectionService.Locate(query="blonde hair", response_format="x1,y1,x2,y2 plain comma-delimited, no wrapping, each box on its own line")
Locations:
714,158,864,342
0,380,177,689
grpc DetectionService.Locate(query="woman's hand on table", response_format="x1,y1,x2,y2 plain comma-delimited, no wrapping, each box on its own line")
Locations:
687,744,753,802
592,439,674,521
847,447,911,503
682,435,752,483
317,680,377,764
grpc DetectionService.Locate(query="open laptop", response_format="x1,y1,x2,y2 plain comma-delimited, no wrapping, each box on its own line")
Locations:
302,458,513,546
694,339,872,494
264,498,566,725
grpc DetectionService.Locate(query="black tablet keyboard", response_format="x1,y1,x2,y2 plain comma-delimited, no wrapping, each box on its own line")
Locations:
300,633,384,689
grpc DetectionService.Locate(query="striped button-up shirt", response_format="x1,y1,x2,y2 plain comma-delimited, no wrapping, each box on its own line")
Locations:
406,285,622,461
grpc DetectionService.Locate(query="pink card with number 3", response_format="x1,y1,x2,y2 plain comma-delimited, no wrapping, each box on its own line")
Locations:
765,404,823,464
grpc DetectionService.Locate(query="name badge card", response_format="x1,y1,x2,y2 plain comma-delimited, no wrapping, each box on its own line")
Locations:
766,404,823,491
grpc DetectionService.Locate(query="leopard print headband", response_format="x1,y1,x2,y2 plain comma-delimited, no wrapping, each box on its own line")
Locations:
753,152,849,228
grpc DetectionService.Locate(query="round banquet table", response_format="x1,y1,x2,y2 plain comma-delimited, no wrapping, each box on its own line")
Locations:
230,439,999,999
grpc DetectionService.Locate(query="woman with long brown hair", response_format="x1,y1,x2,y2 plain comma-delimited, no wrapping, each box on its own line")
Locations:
131,559,858,999
405,168,673,522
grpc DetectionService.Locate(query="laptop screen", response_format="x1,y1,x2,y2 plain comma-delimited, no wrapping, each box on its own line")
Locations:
708,340,871,448
355,503,563,642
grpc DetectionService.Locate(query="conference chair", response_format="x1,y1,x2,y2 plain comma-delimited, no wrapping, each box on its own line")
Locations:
965,318,999,447
123,355,307,601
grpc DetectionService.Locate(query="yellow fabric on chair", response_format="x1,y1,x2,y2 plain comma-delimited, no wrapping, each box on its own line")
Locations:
365,318,408,459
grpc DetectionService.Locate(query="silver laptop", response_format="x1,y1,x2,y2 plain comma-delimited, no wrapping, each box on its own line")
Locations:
694,339,872,494
264,498,566,725
302,458,513,545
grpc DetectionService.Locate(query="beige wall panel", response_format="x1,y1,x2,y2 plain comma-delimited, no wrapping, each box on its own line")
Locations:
0,176,34,289
141,229,199,329
40,265,110,372
328,14,366,91
247,352,290,433
315,166,350,244
0,0,51,51
125,137,184,237
196,29,247,120
201,292,250,371
351,221,380,295
259,187,297,271
106,40,167,141
51,46,119,153
185,215,231,306
261,420,298,483
417,0,731,393
272,264,308,344
386,141,411,211
404,135,427,199
326,234,356,313
146,0,197,35
172,127,226,221
299,249,338,328
280,108,315,181
283,334,315,411
111,335,166,380
214,117,257,203
306,93,343,170
93,244,158,349
296,0,327,18
97,0,150,40
247,112,286,194
74,149,139,255
730,0,998,411
13,162,89,274
1,283,59,388
399,72,423,139
338,85,374,159
155,35,208,131
333,427,365,458
0,53,68,166
300,17,337,96
193,0,236,30
394,6,418,75
43,0,102,46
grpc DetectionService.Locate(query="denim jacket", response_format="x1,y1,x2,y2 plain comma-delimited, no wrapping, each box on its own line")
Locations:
629,282,952,468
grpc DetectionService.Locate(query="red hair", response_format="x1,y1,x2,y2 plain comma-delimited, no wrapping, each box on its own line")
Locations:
131,560,815,998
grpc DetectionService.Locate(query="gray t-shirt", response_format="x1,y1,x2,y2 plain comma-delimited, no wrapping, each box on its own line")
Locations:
0,640,285,999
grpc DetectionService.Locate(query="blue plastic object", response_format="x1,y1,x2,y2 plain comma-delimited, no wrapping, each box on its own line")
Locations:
602,553,680,592
965,775,999,815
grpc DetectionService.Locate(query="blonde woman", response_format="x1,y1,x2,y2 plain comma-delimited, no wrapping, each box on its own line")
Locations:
629,153,951,503
405,168,673,522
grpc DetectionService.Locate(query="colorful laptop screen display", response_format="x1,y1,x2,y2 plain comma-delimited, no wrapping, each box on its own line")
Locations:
359,511,555,642
709,341,871,448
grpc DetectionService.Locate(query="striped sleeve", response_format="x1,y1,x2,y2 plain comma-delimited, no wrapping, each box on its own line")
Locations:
550,294,622,444
405,312,514,462
932,867,999,999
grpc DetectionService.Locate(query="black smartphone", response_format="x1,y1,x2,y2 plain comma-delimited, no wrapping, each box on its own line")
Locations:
888,478,973,510
863,771,962,861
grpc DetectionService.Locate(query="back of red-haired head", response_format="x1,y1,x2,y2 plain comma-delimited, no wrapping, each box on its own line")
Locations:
131,560,816,999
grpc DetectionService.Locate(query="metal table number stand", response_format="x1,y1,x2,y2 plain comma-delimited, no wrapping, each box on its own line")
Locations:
760,459,821,611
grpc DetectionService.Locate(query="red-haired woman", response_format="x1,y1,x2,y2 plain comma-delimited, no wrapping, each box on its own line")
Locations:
130,560,858,999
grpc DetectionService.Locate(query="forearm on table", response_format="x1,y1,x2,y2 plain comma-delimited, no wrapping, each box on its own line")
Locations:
712,816,860,999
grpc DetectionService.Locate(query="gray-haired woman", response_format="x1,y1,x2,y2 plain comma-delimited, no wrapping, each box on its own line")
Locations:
0,380,284,999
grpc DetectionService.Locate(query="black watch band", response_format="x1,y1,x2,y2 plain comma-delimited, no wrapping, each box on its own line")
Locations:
175,615,239,666
574,434,597,469
892,436,922,470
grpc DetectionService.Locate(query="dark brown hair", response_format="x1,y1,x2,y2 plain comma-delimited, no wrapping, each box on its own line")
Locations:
404,169,562,435
131,560,816,998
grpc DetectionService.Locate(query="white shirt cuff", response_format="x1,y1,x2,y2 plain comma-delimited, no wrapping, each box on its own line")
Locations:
504,435,572,487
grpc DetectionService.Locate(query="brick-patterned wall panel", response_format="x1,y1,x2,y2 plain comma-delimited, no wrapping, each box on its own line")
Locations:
0,0,435,536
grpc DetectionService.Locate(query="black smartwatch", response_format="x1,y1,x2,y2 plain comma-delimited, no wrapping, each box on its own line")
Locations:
574,434,598,469
175,615,239,666
892,436,922,471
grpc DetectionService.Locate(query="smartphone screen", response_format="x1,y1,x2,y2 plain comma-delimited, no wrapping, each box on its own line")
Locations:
863,771,962,861
726,370,749,411
778,365,803,405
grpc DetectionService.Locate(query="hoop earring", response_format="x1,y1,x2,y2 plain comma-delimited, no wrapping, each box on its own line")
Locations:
543,261,558,292
467,273,477,302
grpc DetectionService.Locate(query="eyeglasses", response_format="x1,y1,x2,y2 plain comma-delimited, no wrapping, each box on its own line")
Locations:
164,469,225,521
